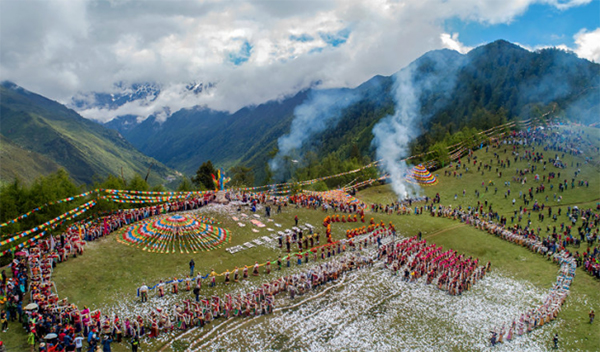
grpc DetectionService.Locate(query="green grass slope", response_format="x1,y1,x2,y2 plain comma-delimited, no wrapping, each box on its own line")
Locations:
0,136,61,185
0,83,180,186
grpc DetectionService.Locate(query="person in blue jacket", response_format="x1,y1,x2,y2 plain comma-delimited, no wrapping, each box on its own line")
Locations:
102,335,113,352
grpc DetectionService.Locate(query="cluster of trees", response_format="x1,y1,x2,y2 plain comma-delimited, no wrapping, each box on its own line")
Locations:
0,169,80,237
0,160,260,241
0,170,161,238
291,150,379,190
417,127,483,166
191,160,256,190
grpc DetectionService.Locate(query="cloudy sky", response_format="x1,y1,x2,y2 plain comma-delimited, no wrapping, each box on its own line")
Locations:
1,0,599,122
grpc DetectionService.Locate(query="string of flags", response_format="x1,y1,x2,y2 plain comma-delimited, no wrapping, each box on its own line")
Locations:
0,231,49,257
0,201,96,256
0,191,95,228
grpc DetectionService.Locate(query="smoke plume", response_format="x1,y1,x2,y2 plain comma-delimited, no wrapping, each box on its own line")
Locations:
372,51,464,200
270,89,359,178
371,67,422,199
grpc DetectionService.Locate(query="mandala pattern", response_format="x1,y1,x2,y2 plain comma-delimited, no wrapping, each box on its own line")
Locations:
118,214,230,253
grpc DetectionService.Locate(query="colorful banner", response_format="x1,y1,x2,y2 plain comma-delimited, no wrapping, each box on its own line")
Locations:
0,231,48,257
0,200,96,254
0,190,97,228
102,189,211,196
101,195,192,204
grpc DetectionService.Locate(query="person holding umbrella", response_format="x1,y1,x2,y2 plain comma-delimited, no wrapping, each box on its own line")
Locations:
43,333,57,342
24,303,39,311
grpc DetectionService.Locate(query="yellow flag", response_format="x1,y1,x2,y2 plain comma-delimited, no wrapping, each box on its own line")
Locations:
78,225,83,240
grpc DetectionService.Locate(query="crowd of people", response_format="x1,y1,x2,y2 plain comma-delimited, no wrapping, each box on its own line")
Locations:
289,191,366,213
424,203,579,344
143,225,396,300
396,125,599,281
356,125,597,345
1,124,597,350
491,253,575,346
3,192,396,351
379,236,489,295
0,195,217,351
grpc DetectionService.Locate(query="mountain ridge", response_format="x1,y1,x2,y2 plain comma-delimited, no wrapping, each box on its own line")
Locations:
0,82,181,186
103,40,599,183
3,40,598,187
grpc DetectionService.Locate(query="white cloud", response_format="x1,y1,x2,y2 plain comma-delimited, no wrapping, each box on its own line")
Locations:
440,33,474,54
572,28,600,63
0,0,594,122
543,0,592,11
512,27,600,63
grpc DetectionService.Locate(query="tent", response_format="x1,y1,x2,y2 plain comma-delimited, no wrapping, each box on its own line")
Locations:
405,164,438,186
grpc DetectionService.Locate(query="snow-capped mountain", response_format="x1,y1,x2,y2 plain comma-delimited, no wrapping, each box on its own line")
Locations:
70,82,162,110
70,81,215,123
185,81,214,95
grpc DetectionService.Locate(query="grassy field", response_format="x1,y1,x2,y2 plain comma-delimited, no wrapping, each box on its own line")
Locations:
426,226,600,351
2,126,599,351
166,223,600,352
359,126,600,236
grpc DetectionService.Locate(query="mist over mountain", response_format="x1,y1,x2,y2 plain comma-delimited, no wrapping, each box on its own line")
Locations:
72,81,216,124
2,40,597,188
106,90,310,177
71,82,161,111
99,40,598,184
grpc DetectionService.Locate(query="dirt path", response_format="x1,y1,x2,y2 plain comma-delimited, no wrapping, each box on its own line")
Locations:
423,223,466,240
546,198,600,208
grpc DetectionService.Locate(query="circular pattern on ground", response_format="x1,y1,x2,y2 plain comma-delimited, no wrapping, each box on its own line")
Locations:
118,213,230,253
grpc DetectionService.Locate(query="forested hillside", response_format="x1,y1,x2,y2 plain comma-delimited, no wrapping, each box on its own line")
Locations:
104,40,599,185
